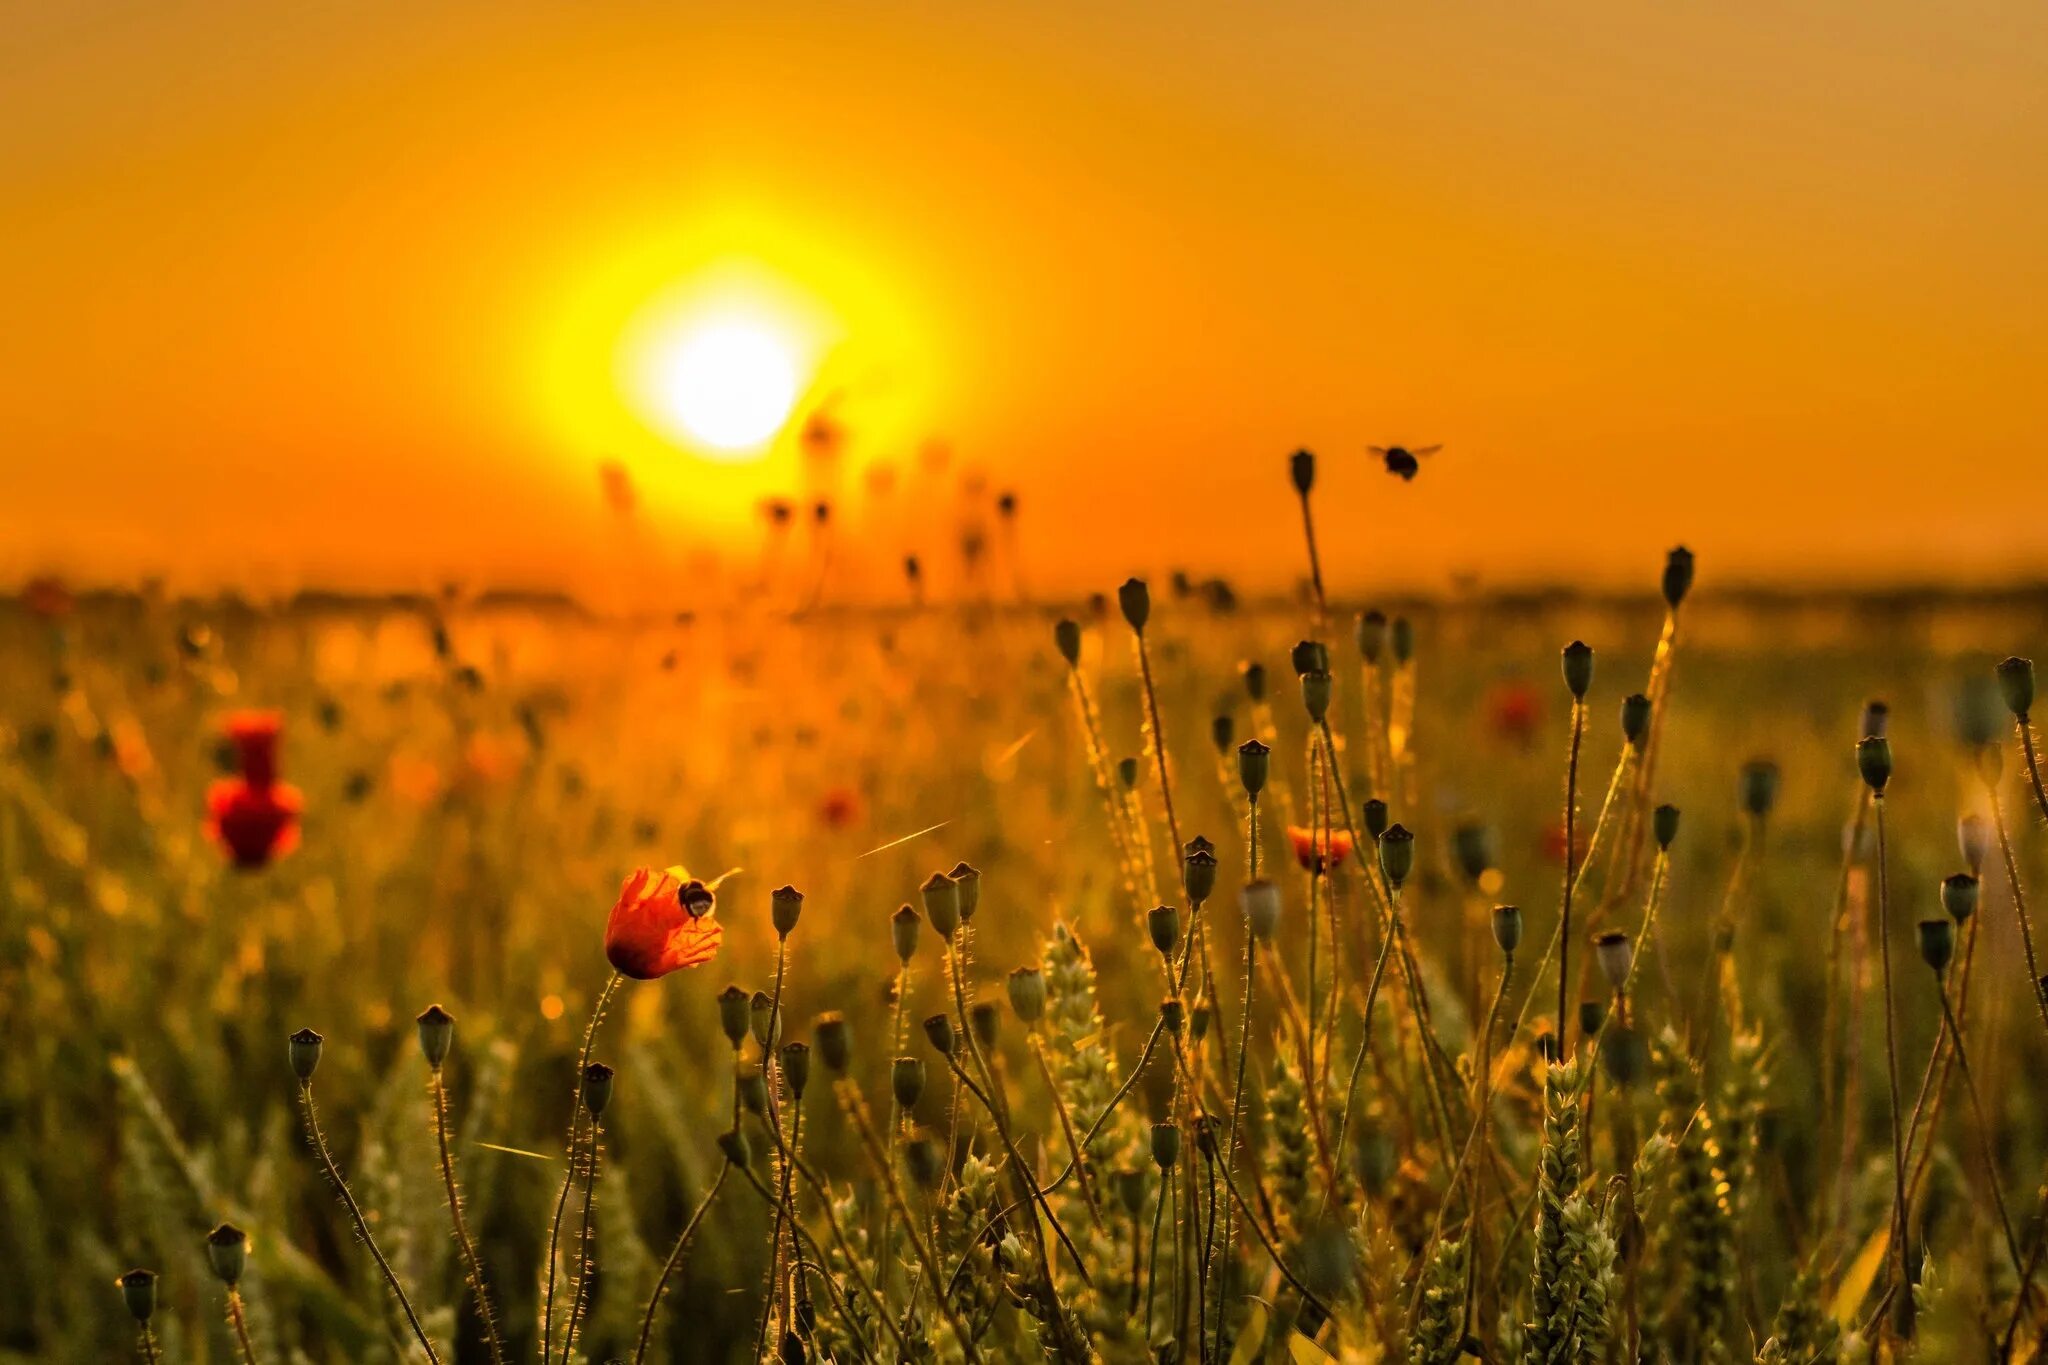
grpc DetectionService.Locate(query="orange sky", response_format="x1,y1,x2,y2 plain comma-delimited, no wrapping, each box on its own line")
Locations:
5,1,2047,600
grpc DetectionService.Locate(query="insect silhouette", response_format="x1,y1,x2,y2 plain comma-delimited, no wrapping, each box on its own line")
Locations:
1368,444,1441,481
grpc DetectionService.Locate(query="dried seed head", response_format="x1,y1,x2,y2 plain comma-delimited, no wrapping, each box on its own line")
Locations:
1491,905,1523,955
717,985,751,1048
1860,699,1890,739
922,1013,956,1057
1242,660,1267,702
890,905,921,963
1739,759,1780,819
581,1062,615,1117
287,1027,324,1083
1379,823,1416,889
1006,966,1046,1023
1958,814,1992,875
1653,804,1681,849
921,871,961,939
206,1223,248,1285
1160,996,1185,1034
415,1004,454,1070
1237,739,1270,798
1941,873,1980,924
1997,656,2036,718
1301,669,1333,722
1620,693,1652,749
780,1042,811,1099
717,1126,752,1167
770,885,804,938
1857,735,1893,793
1240,878,1282,941
1561,640,1594,700
1917,918,1956,974
1391,616,1415,665
813,1012,851,1073
903,1134,944,1190
1118,577,1151,633
969,1000,1000,1051
1289,448,1316,494
1053,618,1082,667
1362,798,1390,841
750,990,779,1051
1210,714,1235,755
948,863,982,923
1578,999,1607,1036
1290,639,1329,676
1147,905,1181,957
1182,839,1218,904
1661,545,1695,609
1150,1121,1181,1170
892,1056,926,1108
1452,821,1496,885
118,1269,157,1324
1593,931,1634,993
1357,611,1388,665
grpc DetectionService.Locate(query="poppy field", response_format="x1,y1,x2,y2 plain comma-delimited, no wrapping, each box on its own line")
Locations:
8,461,2048,1363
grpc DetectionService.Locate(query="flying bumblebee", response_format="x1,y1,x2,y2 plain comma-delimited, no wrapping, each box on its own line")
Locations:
1368,444,1441,480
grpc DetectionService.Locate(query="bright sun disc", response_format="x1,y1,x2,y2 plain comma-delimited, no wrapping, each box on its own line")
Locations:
643,319,801,453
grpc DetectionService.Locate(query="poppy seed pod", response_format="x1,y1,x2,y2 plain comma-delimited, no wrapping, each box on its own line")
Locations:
1603,1024,1647,1088
1954,677,2004,748
770,885,804,938
1452,821,1497,885
1193,1114,1221,1157
1211,714,1234,755
948,862,982,923
206,1223,248,1286
1958,814,1992,875
1115,1168,1148,1215
1662,545,1695,609
1379,823,1416,889
1857,735,1893,792
1593,931,1634,993
1917,918,1956,974
1006,966,1046,1023
1241,879,1282,941
890,905,921,964
1117,756,1140,789
1941,873,1979,923
1147,904,1181,957
288,1027,323,1083
1289,448,1315,495
415,1004,454,1070
1740,760,1780,819
118,1269,157,1323
922,1013,956,1057
970,1000,1001,1051
1150,1121,1181,1170
1118,577,1151,633
814,1012,851,1073
921,871,962,939
1160,996,1186,1034
1363,798,1390,841
1578,999,1607,1037
1291,639,1329,677
1189,995,1212,1042
1621,693,1652,749
1491,905,1524,955
1561,641,1594,700
581,1062,615,1117
892,1056,925,1108
780,1042,811,1099
750,990,779,1050
1653,804,1681,850
1357,611,1388,665
1242,660,1267,702
717,985,751,1048
1183,839,1217,904
717,1126,752,1168
1238,739,1270,798
1053,618,1082,667
1391,617,1415,665
1301,670,1333,722
1860,699,1890,739
1998,656,2036,718
903,1136,943,1190
737,1064,768,1116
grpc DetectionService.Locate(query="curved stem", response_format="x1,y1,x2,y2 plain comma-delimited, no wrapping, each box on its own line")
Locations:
430,1068,505,1365
1872,795,1911,1320
1935,980,2026,1285
543,971,620,1363
2020,717,2048,828
632,1160,731,1365
1990,783,2048,1042
559,1116,604,1362
226,1290,260,1365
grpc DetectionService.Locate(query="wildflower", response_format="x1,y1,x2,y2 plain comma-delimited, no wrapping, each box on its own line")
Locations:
603,868,724,981
1242,659,1268,701
1287,824,1354,874
1211,714,1234,754
750,991,778,1049
1940,873,1979,924
1453,820,1497,884
205,710,303,869
903,1135,943,1190
1579,999,1607,1036
737,1066,767,1116
1160,997,1185,1033
717,1128,752,1167
206,1224,248,1285
816,786,862,830
1954,677,2004,747
415,1004,454,1069
922,1013,956,1056
1289,448,1315,494
1362,798,1390,840
1487,679,1543,745
1291,639,1330,676
717,985,751,1047
1301,669,1333,721
970,1000,1000,1050
1391,616,1415,664
1149,1122,1180,1170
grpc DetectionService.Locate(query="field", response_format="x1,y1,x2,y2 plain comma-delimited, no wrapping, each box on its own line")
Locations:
7,536,2048,1362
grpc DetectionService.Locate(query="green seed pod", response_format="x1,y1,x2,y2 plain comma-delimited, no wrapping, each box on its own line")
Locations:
1290,639,1329,677
1379,823,1415,889
1954,677,2004,748
415,1004,454,1070
1593,931,1634,993
771,885,804,938
1620,693,1652,749
1491,905,1523,955
922,1013,956,1057
780,1042,811,1100
288,1027,323,1083
1740,759,1780,819
921,871,961,939
1357,610,1388,666
1189,994,1212,1042
1182,838,1217,904
1240,878,1281,941
970,1000,1000,1051
1242,660,1267,702
1301,670,1333,722
1147,905,1181,957
1150,1121,1181,1170
1391,617,1415,665
750,991,779,1051
1561,640,1593,700
1860,698,1889,739
1118,577,1151,633
1653,804,1681,849
1160,996,1185,1034
892,1056,926,1108
1452,820,1496,885
947,863,981,923
1211,714,1234,755
1661,545,1695,609
1602,1024,1647,1087
717,1126,752,1168
1114,1168,1148,1215
206,1224,248,1286
1917,918,1955,974
1362,798,1390,841
1289,448,1315,494
1192,1114,1220,1157
737,1064,768,1116
1237,739,1270,798
118,1269,157,1324
717,985,751,1048
813,1012,851,1073
1941,873,1979,924
1857,735,1892,793
1578,999,1607,1037
581,1062,615,1117
1053,618,1082,666
1998,656,2036,718
1117,756,1140,789
903,1135,944,1190
1006,966,1046,1023
890,905,921,964
1958,815,1991,876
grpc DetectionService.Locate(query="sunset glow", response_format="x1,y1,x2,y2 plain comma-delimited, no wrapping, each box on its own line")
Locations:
632,315,804,456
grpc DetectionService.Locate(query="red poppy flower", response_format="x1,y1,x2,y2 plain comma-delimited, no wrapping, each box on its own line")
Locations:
223,710,284,787
1486,681,1542,746
818,785,862,831
1288,825,1354,875
206,778,303,868
1540,820,1590,866
604,867,725,980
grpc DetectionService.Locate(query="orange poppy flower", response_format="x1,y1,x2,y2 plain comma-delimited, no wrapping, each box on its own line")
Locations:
207,778,303,868
1288,825,1354,875
604,867,725,980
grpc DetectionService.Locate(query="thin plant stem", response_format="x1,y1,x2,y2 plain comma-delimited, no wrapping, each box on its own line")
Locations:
1557,696,1584,1050
756,1096,803,1362
429,1067,505,1365
1030,1035,1105,1228
559,1114,604,1363
1872,794,1911,1322
1989,782,2048,1042
1204,1135,1335,1322
1133,625,1184,858
631,1159,731,1365
2020,717,2048,828
1144,1170,1169,1330
225,1290,260,1365
1933,977,2027,1285
731,1158,883,1364
137,1327,160,1365
543,970,620,1364
1220,907,1257,1331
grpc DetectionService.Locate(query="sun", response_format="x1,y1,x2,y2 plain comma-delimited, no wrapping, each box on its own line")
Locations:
635,315,803,456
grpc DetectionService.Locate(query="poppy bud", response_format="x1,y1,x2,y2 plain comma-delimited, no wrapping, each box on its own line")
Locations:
1150,1121,1181,1170
814,1013,851,1073
1954,678,2004,748
1362,798,1390,841
1054,618,1082,666
1119,578,1151,633
1453,821,1496,884
1603,1024,1647,1088
118,1269,156,1324
1290,449,1315,494
1492,905,1523,954
1561,641,1593,700
1379,823,1415,888
1621,694,1651,749
780,1042,811,1099
1578,999,1607,1037
582,1062,615,1117
948,863,981,923
1661,546,1695,609
1238,739,1270,798
1301,670,1333,722
1861,699,1890,739
1211,714,1234,755
970,1000,1000,1051
288,1027,323,1083
1182,839,1217,904
717,985,751,1048
737,1064,768,1116
921,871,961,939
1594,931,1634,992
1115,1168,1148,1214
1189,994,1212,1042
1998,656,2036,718
416,1004,454,1070
1118,757,1140,789
1941,873,1979,923
922,1013,956,1057
1357,610,1388,665
1958,815,1991,876
1241,879,1281,941
892,1056,925,1108
751,991,779,1051
903,1135,943,1190
1653,804,1681,849
891,905,921,963
206,1223,248,1285
718,1126,752,1168
1006,966,1046,1023
1160,996,1185,1034
1390,617,1415,666
1740,760,1780,819
1242,660,1267,702
1291,640,1329,676
771,885,804,938
1917,919,1955,974
1857,736,1892,793
1193,1114,1221,1157
1147,905,1181,957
